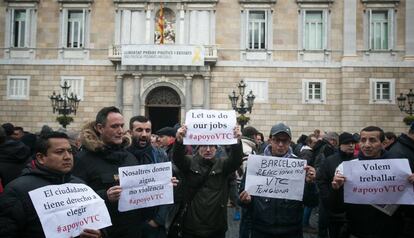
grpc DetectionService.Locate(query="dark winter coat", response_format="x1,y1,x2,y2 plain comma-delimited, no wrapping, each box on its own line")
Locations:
316,150,354,218
313,139,337,170
389,133,414,171
172,141,243,237
388,133,414,238
0,164,84,238
0,139,31,187
73,122,140,238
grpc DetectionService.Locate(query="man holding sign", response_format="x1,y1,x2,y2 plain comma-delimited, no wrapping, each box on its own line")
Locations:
0,132,104,238
172,110,243,238
332,126,414,238
239,123,316,238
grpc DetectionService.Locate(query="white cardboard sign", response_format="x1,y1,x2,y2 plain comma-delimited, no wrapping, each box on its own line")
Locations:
245,154,307,201
29,183,112,238
184,110,237,145
343,159,414,205
118,162,174,211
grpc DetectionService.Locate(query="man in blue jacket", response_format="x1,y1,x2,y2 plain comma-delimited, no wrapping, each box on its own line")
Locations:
239,123,316,238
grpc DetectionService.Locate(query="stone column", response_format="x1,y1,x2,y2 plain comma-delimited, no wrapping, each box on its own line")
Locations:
132,74,141,115
343,0,357,59
185,74,193,112
116,75,123,111
203,75,210,109
406,0,414,60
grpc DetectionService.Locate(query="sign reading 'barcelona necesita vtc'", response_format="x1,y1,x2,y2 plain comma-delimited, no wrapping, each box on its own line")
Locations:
121,44,205,66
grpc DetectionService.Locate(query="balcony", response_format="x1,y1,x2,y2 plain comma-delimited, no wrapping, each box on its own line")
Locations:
108,44,218,64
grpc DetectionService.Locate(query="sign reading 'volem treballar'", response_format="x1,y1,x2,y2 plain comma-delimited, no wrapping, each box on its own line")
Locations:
122,44,205,66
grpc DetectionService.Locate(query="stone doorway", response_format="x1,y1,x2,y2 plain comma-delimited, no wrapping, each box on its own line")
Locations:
145,86,181,132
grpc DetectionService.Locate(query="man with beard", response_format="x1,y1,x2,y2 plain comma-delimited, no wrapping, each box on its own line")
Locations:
127,116,170,238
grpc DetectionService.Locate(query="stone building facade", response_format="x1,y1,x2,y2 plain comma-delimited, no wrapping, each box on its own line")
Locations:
0,0,413,139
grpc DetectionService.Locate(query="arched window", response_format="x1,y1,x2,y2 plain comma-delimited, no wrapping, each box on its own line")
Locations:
154,7,176,44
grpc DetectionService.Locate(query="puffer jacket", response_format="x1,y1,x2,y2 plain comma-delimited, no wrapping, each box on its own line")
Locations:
73,121,140,238
242,145,305,236
0,140,31,187
0,164,84,238
172,141,243,237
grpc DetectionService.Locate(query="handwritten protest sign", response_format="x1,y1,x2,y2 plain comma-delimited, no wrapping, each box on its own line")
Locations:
343,159,414,205
118,162,174,212
29,183,112,238
184,110,237,145
245,154,307,200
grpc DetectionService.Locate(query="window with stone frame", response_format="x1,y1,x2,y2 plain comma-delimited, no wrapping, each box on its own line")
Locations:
61,9,88,48
247,10,267,50
245,79,268,102
300,9,328,51
4,5,37,49
7,76,30,100
362,0,399,51
369,78,395,104
61,76,84,100
368,10,392,50
302,79,326,104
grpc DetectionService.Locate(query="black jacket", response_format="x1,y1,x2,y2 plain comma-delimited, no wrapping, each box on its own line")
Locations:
73,122,140,238
389,133,414,171
331,150,403,238
0,140,31,187
317,150,354,217
313,139,337,170
0,164,84,238
172,141,243,237
388,133,414,237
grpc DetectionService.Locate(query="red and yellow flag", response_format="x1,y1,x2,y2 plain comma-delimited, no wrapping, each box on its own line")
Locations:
157,2,164,44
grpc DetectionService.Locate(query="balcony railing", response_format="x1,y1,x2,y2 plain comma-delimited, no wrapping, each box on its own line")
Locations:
108,44,218,64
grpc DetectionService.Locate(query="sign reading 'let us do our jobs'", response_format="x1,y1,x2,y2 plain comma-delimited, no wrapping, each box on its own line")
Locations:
184,110,237,145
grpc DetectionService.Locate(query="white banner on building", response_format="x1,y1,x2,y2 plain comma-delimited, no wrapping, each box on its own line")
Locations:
245,154,307,201
343,159,414,205
184,110,237,145
118,162,174,212
28,183,112,238
122,44,205,66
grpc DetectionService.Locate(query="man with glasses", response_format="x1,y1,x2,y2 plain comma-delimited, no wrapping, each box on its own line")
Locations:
239,123,316,238
172,125,243,238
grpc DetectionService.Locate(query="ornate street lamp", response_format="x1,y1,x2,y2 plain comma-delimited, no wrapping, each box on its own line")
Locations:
228,80,255,129
397,88,414,125
49,81,80,128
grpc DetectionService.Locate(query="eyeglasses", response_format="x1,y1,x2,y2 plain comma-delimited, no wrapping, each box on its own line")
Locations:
271,137,290,145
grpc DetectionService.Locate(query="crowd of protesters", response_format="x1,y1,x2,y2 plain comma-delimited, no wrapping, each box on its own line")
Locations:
0,106,414,238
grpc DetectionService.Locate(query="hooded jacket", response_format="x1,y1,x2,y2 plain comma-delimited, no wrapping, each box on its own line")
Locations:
0,164,84,238
0,139,31,187
73,121,140,238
